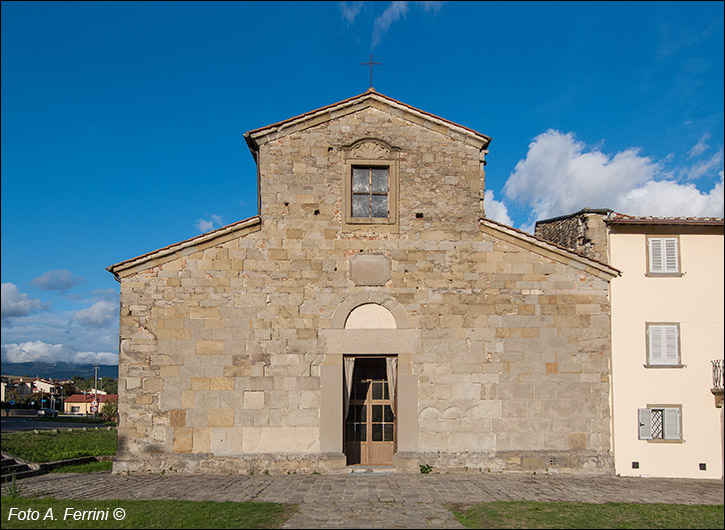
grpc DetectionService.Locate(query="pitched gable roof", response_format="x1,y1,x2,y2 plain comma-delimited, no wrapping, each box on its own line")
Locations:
244,88,491,156
65,393,118,404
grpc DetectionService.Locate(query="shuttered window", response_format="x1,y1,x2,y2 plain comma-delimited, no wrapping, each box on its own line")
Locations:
647,324,680,365
648,237,679,274
638,407,681,440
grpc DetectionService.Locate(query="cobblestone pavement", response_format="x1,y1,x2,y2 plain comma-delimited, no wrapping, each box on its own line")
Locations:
3,472,723,529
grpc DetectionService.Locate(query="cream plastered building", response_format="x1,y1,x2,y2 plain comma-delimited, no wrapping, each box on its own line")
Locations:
536,210,724,479
108,90,620,475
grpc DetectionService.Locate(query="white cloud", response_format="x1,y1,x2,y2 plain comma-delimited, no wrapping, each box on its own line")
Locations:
340,1,364,24
504,129,725,226
1,341,117,365
72,300,117,328
347,2,445,51
1,283,49,321
2,286,119,365
2,341,67,363
372,1,410,48
616,173,724,217
688,132,711,158
71,350,119,365
418,1,444,13
31,269,85,291
196,214,223,233
197,219,214,232
484,190,513,226
91,288,119,302
683,148,723,180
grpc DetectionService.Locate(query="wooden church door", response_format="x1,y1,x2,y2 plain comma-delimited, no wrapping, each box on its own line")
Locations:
344,357,395,465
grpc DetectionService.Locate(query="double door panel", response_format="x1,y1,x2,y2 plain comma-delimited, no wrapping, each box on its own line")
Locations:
344,358,395,465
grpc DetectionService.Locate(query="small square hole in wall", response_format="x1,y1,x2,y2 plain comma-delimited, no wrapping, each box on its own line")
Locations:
632,462,639,469
699,463,707,471
415,212,424,218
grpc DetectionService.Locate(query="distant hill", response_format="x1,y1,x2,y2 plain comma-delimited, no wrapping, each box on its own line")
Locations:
1,362,118,381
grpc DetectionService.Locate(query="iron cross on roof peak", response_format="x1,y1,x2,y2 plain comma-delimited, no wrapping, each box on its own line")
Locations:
361,54,381,90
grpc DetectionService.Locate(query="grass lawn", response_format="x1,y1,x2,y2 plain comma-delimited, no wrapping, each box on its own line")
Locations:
2,497,295,529
450,501,725,529
35,416,113,425
1,429,117,463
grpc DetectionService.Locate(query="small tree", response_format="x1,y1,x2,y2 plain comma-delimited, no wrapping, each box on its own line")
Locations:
62,382,77,397
100,401,118,423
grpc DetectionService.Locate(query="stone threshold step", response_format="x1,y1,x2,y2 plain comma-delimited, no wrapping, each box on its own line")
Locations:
348,466,395,476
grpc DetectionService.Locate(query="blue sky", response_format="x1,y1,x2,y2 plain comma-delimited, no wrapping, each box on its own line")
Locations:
2,1,723,367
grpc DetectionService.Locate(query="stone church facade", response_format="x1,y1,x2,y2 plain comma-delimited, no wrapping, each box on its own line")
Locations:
108,90,618,475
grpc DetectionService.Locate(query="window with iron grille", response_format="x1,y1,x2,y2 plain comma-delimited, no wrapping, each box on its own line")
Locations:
638,407,681,441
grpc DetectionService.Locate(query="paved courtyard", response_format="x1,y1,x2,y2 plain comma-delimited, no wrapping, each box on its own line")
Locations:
3,472,723,529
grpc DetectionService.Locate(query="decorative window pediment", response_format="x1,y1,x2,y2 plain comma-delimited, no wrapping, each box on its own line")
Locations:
346,138,394,160
341,138,400,232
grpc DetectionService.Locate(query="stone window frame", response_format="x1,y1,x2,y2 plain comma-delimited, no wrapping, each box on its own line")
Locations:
341,138,400,233
644,322,683,368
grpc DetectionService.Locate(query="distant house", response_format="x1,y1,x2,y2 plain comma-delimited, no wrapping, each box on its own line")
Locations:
1,377,33,401
32,378,62,395
64,394,118,415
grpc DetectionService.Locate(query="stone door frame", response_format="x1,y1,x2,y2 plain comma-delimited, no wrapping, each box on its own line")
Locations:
319,293,419,468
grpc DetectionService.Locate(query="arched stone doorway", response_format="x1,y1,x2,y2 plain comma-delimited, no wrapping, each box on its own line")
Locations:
343,304,397,465
319,294,420,469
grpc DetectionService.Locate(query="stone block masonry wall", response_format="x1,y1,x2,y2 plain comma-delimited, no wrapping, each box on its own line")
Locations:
535,211,610,264
115,105,614,475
